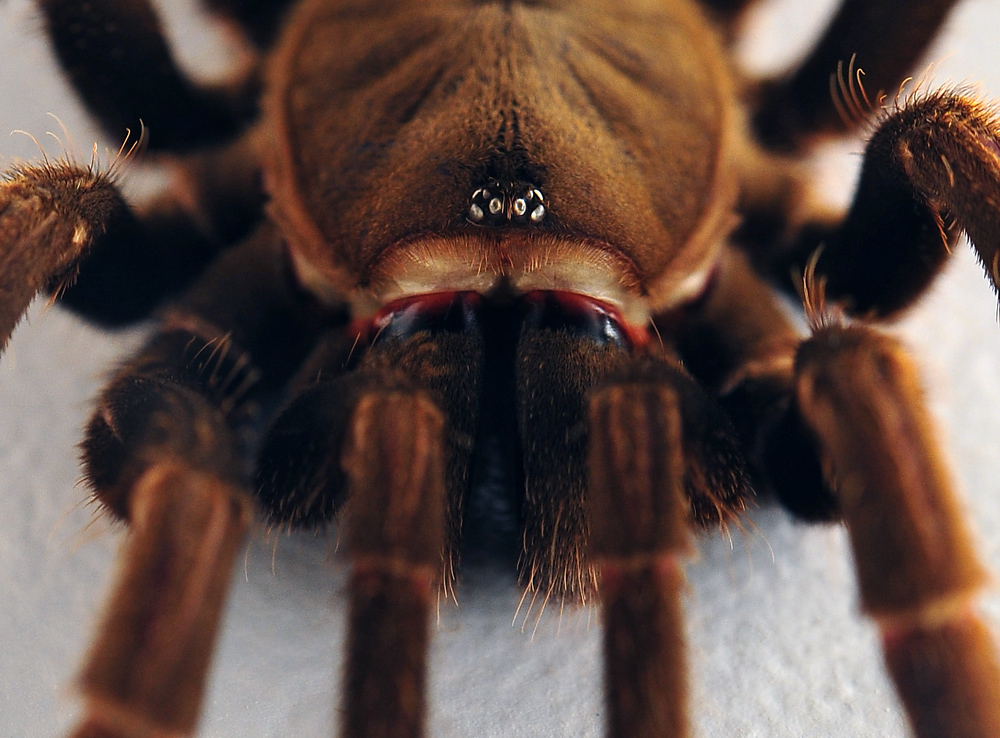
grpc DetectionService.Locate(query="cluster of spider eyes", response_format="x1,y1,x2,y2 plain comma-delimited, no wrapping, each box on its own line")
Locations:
467,183,546,226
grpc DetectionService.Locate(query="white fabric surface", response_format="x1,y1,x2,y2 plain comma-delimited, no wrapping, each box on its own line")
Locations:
0,1,999,736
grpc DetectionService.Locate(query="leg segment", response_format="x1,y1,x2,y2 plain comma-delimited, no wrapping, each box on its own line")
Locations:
514,289,754,599
73,334,258,738
587,351,753,738
669,245,1000,734
258,358,464,738
38,0,258,152
752,0,960,150
0,127,267,332
758,92,1000,319
256,296,483,738
341,391,447,738
588,374,692,738
795,323,1000,738
256,294,481,570
0,162,127,350
71,433,252,738
72,227,326,737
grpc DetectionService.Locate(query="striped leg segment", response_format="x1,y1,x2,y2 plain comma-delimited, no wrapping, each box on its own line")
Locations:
72,331,261,738
341,392,447,738
585,352,751,738
70,465,251,738
256,293,483,738
589,379,692,738
68,228,324,737
796,324,1000,738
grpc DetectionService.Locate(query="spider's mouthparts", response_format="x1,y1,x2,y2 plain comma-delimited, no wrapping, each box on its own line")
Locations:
357,289,649,351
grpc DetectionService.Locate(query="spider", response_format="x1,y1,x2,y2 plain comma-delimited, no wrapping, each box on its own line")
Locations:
0,1,1000,732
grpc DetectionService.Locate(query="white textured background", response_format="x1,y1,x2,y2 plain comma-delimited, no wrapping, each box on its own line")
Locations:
0,1,999,736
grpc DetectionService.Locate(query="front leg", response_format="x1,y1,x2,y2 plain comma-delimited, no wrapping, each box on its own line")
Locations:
796,322,1000,738
71,225,326,737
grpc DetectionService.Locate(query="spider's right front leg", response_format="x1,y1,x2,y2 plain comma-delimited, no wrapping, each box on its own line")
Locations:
69,225,325,738
256,294,484,738
678,249,1000,737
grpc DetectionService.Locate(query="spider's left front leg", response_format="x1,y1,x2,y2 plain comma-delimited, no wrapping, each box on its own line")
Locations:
679,247,1000,737
255,294,484,738
794,323,1000,738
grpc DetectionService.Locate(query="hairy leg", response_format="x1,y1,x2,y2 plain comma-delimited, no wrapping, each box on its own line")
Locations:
587,345,752,738
71,226,327,737
38,0,259,152
0,123,266,331
796,323,1000,738
756,93,1000,318
676,242,1000,736
751,0,961,150
256,293,484,738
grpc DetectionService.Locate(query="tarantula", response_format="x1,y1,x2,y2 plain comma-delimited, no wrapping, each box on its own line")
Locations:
2,0,1000,736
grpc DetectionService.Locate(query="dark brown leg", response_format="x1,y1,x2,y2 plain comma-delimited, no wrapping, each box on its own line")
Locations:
73,338,257,738
795,323,1000,738
588,374,692,738
256,296,482,572
764,93,1000,318
71,226,326,737
64,128,268,324
0,126,266,332
38,0,258,152
70,465,251,738
752,0,961,150
672,247,1000,734
258,362,455,738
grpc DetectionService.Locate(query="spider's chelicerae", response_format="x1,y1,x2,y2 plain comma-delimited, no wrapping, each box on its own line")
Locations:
2,0,1000,736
